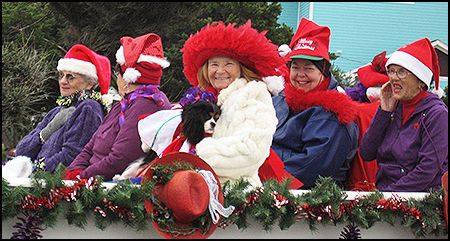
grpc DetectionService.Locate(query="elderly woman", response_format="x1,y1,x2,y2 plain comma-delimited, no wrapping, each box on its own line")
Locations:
65,33,172,181
360,38,448,192
178,20,289,187
271,18,359,189
12,44,110,174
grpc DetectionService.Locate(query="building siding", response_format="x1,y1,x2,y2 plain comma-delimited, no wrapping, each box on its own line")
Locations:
278,2,448,78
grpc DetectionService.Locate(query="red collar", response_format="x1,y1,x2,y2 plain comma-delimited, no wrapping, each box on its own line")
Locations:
284,82,357,125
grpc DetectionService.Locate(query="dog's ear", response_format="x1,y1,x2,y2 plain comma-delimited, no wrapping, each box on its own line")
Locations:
182,103,209,145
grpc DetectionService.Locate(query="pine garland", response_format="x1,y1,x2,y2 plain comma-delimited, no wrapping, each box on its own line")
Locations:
2,165,448,239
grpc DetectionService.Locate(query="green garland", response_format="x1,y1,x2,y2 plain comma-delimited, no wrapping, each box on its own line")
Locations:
2,164,447,238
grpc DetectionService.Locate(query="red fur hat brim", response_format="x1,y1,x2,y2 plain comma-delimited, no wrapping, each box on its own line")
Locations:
182,20,287,86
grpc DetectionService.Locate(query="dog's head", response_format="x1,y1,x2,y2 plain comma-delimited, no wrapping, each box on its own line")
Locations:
181,101,221,145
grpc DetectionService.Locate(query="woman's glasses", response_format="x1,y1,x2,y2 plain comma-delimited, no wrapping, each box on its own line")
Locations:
387,67,412,79
58,72,81,83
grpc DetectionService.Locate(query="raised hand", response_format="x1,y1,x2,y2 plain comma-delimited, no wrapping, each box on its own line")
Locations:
379,82,397,112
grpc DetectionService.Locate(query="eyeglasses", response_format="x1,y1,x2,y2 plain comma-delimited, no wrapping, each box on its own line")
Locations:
59,72,81,83
290,65,319,74
387,68,412,79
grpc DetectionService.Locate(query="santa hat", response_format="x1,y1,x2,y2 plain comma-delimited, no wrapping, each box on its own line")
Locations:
140,152,235,239
357,51,389,88
181,20,287,89
279,18,331,62
115,33,170,85
385,38,443,97
57,44,111,94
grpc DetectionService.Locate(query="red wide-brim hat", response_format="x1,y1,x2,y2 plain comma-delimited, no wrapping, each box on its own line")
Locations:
140,152,225,239
181,20,287,87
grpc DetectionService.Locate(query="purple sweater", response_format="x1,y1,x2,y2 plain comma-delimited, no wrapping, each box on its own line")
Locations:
67,95,171,180
15,99,104,172
360,94,448,192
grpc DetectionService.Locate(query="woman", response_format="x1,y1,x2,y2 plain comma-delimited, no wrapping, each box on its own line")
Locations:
272,18,359,189
360,38,448,192
180,20,289,187
13,44,110,173
65,33,172,181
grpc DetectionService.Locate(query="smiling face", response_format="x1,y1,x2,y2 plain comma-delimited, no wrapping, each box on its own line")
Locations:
289,59,324,92
387,64,424,101
207,56,242,92
58,71,95,96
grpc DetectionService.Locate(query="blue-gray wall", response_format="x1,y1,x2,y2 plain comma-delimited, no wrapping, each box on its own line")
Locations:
278,2,448,72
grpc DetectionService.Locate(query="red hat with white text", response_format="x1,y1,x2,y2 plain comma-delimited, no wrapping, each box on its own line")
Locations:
279,18,330,62
385,38,443,97
57,44,111,94
115,33,170,85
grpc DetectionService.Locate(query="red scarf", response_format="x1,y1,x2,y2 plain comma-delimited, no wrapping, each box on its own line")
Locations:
401,90,429,126
284,78,357,125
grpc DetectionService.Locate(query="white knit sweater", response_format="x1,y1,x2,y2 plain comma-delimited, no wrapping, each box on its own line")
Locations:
196,78,278,187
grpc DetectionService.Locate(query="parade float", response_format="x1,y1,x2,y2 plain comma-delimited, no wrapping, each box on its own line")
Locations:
2,165,448,239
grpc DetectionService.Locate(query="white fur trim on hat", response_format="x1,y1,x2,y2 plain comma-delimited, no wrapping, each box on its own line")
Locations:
432,87,444,98
262,75,285,96
138,55,170,69
336,85,346,93
57,58,98,80
385,51,433,89
278,44,291,57
115,46,126,65
122,67,141,83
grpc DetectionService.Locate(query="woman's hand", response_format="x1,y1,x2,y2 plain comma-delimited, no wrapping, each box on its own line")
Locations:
380,82,397,112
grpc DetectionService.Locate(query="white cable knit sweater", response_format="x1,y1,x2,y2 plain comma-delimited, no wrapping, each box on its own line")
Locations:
196,78,278,187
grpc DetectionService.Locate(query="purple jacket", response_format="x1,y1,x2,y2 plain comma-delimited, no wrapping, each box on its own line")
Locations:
68,95,171,180
15,100,104,172
360,94,448,192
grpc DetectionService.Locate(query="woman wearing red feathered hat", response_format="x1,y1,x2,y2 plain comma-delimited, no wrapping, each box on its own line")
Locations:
173,20,304,189
65,33,172,181
272,18,359,189
6,44,110,178
360,37,448,192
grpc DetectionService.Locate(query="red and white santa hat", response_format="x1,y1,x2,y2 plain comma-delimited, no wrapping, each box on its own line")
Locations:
115,33,170,85
385,38,443,97
57,44,111,94
357,51,389,88
279,17,331,62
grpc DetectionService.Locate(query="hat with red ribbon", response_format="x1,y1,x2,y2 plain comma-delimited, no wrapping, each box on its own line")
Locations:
140,152,235,239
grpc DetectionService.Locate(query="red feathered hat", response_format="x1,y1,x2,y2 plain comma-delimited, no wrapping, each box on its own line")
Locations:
115,33,170,85
140,152,235,239
284,18,330,62
357,51,389,88
385,38,443,97
181,20,287,87
57,44,111,94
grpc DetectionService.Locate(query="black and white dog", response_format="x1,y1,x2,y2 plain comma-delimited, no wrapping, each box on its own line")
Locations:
181,100,221,145
113,101,221,181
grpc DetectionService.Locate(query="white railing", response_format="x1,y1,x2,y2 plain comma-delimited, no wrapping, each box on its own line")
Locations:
2,177,448,239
